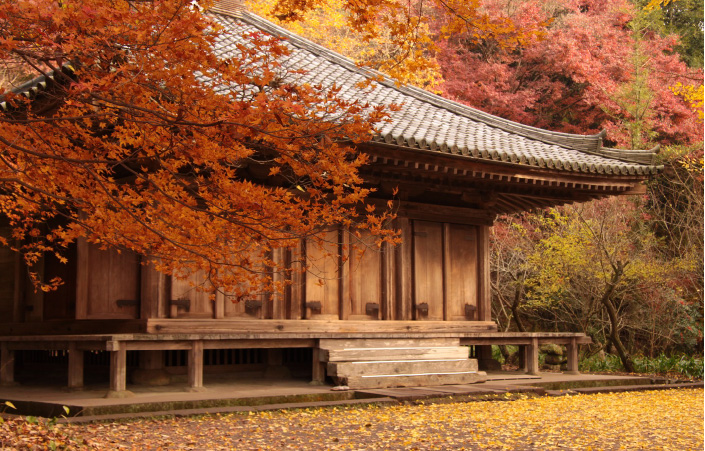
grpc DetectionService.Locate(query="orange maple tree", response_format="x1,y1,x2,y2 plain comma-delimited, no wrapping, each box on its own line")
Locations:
249,0,548,88
0,0,397,296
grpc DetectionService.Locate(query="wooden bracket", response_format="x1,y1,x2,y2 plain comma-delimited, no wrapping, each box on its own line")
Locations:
116,299,139,308
171,298,191,310
365,303,380,316
465,304,477,319
306,301,322,313
245,300,263,315
416,302,429,316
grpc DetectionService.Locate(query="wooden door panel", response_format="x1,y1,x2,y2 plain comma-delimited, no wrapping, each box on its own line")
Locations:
412,221,443,320
80,243,139,319
345,230,382,319
305,229,340,319
445,224,478,320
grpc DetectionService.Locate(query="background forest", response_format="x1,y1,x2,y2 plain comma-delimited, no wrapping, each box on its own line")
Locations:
248,0,704,373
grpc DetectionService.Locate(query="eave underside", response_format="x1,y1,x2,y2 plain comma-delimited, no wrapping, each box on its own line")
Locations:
361,146,648,216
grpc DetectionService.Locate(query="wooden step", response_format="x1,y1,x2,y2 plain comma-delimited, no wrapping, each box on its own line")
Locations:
319,338,459,349
328,358,478,377
322,346,469,362
341,371,487,389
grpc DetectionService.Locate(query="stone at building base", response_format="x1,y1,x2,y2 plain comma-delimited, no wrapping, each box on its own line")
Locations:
478,358,502,371
105,390,135,399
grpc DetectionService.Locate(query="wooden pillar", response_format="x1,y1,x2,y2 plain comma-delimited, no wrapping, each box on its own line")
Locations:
566,337,580,374
311,347,326,385
477,225,492,322
525,337,540,375
214,293,225,319
381,242,395,321
0,342,15,386
188,340,204,390
395,218,413,320
271,249,287,320
518,345,527,373
108,343,128,393
68,343,84,390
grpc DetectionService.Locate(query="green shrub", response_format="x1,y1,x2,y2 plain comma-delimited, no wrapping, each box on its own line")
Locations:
581,353,704,379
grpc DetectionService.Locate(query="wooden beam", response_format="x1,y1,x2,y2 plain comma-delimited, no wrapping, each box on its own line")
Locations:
394,201,495,226
146,319,498,335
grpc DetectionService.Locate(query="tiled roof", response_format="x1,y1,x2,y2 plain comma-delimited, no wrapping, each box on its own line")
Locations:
212,10,661,177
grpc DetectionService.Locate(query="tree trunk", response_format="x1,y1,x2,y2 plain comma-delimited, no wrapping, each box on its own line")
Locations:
511,285,527,333
599,263,635,373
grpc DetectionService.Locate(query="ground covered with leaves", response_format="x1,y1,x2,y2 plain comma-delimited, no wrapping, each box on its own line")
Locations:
1,389,702,450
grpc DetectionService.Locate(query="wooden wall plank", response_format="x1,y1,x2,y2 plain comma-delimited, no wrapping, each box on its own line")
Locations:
140,259,168,319
170,270,214,319
23,257,44,322
75,239,89,320
305,229,340,319
412,221,444,320
12,247,23,323
394,218,413,320
271,248,288,320
289,243,304,320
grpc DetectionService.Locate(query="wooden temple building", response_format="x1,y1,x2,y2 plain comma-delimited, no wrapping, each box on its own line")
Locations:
0,1,661,395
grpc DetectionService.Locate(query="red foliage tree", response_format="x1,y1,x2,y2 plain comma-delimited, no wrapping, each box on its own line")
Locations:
436,0,703,147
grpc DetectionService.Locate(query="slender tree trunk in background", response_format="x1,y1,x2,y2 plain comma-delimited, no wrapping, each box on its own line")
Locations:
599,263,635,373
511,286,527,333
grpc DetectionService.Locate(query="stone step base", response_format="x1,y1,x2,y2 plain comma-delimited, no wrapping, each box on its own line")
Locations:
341,371,487,389
322,347,469,362
319,338,485,389
328,358,478,377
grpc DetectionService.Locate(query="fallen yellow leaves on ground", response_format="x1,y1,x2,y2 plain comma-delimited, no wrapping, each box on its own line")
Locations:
1,388,702,450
